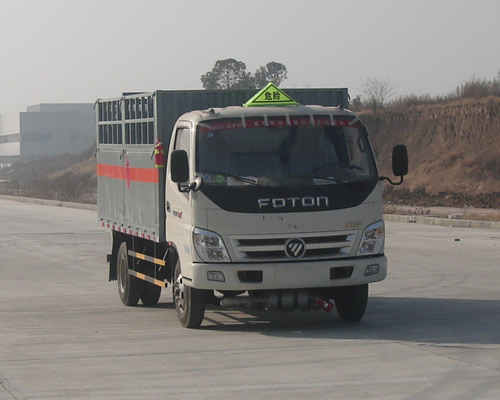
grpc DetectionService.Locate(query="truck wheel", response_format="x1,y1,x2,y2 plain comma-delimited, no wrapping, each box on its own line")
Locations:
117,242,140,306
172,258,205,328
140,282,162,306
335,284,368,322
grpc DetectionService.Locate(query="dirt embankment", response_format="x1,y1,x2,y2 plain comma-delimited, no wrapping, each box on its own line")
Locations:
0,147,97,204
363,96,500,208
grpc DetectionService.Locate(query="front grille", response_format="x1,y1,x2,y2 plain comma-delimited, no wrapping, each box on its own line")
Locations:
229,231,356,262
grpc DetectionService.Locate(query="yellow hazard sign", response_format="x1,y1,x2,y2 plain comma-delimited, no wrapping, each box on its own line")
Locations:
243,83,299,107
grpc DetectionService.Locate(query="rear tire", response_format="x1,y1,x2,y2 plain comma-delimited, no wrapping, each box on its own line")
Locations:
140,282,162,306
117,242,141,306
172,258,206,328
335,284,368,322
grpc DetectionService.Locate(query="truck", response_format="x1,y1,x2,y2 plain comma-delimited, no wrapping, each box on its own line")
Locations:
96,84,408,328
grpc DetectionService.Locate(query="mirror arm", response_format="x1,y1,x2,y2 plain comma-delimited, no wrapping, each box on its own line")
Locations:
177,182,191,193
379,175,404,186
177,177,203,193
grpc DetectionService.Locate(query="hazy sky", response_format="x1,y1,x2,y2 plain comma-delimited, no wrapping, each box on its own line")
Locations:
1,0,499,115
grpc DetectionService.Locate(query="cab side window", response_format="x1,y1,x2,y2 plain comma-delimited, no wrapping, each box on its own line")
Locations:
174,127,191,159
173,127,191,194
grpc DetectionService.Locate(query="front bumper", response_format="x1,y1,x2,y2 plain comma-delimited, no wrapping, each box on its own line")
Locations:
185,255,387,290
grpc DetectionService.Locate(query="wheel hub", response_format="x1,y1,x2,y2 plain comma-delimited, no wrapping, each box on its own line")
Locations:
174,273,186,312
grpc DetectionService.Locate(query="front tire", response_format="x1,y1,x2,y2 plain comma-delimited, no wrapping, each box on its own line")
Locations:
335,284,368,322
172,258,206,328
117,242,141,306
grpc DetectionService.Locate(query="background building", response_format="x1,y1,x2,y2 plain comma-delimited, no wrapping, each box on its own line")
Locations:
0,103,95,167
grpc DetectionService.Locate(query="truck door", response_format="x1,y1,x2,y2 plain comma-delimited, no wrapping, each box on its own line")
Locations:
166,125,192,252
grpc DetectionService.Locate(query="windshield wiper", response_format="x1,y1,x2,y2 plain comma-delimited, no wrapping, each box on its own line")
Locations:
199,170,289,193
287,174,348,184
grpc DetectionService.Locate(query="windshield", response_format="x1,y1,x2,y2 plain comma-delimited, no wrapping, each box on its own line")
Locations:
196,116,377,188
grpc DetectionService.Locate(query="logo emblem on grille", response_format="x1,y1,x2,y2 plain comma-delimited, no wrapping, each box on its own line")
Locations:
285,238,306,258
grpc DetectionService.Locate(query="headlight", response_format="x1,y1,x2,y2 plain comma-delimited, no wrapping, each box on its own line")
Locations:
193,228,230,263
357,220,385,256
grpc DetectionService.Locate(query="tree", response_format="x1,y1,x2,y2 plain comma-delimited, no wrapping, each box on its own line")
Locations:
201,59,288,90
201,59,255,90
253,66,268,88
359,77,395,113
350,95,362,111
254,62,288,87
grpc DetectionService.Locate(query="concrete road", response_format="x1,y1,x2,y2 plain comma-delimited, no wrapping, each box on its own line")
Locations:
1,199,499,400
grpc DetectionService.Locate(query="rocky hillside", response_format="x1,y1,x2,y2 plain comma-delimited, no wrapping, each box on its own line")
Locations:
1,96,500,208
363,96,500,208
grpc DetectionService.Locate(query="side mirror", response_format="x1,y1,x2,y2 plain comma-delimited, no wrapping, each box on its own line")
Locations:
392,145,408,177
379,144,408,186
170,150,189,183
